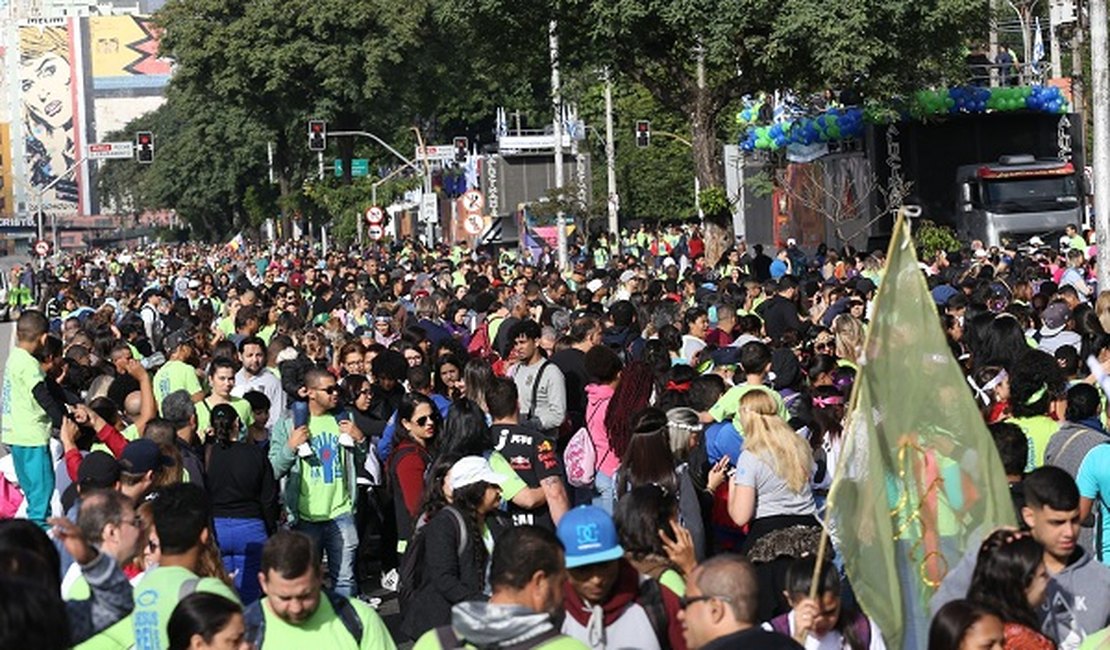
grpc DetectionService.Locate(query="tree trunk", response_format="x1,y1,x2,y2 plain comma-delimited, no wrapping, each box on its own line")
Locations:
691,89,730,266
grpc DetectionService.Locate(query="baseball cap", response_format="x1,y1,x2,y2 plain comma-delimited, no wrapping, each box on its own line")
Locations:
619,270,636,285
1040,302,1071,336
931,284,959,306
77,451,121,489
586,278,604,294
448,456,505,491
120,439,174,475
557,505,625,569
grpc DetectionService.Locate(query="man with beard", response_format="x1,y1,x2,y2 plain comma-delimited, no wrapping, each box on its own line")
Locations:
246,530,393,648
414,526,586,649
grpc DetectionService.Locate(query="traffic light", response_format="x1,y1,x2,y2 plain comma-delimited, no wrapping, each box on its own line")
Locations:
308,120,326,152
453,136,468,163
635,121,650,148
136,131,154,164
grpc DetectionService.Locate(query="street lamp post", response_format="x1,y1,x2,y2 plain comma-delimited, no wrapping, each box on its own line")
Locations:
35,155,88,260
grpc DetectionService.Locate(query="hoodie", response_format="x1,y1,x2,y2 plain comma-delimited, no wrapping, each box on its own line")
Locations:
931,542,1110,649
414,601,585,649
561,560,686,650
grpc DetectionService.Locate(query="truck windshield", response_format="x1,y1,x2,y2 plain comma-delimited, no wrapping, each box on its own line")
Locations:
982,175,1077,213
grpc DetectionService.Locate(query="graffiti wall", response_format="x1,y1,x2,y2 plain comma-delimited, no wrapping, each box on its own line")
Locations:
19,21,81,219
0,15,169,223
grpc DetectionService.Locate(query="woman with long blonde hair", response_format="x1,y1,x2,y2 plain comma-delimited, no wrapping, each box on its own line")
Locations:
832,313,865,369
728,389,822,620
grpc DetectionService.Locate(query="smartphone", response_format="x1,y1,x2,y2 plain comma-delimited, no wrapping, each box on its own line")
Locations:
292,401,309,429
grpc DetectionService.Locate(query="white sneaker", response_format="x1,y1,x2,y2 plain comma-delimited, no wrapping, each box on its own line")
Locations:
381,568,399,592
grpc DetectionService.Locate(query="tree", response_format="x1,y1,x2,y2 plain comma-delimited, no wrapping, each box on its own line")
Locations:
526,0,974,261
97,89,271,240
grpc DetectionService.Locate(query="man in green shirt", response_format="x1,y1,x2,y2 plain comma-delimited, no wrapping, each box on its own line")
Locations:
153,331,203,408
270,368,366,597
702,341,788,436
132,483,240,650
1,310,59,528
415,526,588,650
245,530,395,649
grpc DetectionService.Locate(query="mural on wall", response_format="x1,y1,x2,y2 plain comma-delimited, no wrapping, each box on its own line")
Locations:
0,46,14,218
88,16,172,92
19,23,79,219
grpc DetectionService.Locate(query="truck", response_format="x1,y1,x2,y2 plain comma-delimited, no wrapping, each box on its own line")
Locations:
953,154,1080,246
868,110,1085,248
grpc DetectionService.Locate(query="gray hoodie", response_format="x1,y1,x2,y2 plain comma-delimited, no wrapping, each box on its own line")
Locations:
450,601,568,649
931,542,1110,650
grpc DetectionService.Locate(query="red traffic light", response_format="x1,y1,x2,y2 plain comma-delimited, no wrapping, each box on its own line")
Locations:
138,133,152,145
636,120,650,133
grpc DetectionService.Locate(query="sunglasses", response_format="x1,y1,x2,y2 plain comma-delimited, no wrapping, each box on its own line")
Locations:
314,385,340,395
415,415,434,427
678,594,733,610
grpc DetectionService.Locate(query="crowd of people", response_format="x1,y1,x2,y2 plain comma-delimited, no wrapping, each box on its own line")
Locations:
0,222,1108,650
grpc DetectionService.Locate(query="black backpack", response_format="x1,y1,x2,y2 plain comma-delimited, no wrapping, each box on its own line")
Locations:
244,590,363,644
398,505,468,609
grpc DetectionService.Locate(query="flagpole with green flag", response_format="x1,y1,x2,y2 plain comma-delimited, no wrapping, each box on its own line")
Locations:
821,212,1015,650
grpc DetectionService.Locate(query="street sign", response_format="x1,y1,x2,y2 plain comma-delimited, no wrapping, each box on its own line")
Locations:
478,217,503,245
34,240,49,256
420,193,438,224
414,144,458,162
365,206,385,224
463,213,484,235
461,190,484,215
367,224,384,240
334,159,371,177
87,142,134,160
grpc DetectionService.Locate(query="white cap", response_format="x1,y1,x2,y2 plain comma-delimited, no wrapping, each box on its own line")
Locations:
619,270,636,284
586,279,604,293
786,237,797,246
188,279,201,289
449,456,505,490
1028,236,1044,247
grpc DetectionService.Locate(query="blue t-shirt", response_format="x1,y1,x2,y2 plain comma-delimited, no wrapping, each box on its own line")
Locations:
705,420,743,465
1077,445,1110,561
770,259,788,280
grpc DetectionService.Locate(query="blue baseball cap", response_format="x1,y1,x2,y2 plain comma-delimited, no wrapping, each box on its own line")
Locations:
557,505,625,569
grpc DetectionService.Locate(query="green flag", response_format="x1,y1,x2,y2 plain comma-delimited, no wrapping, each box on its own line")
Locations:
827,215,1015,650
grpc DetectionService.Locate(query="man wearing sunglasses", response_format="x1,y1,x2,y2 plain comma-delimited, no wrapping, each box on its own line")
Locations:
678,555,801,650
270,367,367,598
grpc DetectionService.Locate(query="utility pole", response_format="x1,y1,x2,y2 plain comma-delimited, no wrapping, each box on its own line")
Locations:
550,17,568,271
1093,0,1110,290
604,68,619,236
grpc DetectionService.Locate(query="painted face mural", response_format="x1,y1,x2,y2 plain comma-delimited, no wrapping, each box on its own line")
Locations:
20,25,77,214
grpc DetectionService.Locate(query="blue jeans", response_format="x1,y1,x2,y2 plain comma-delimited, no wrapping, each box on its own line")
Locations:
592,470,616,515
11,445,53,529
214,517,267,604
296,512,358,596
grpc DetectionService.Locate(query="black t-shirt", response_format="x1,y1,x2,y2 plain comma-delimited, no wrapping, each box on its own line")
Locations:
493,423,563,531
702,627,804,650
550,348,588,430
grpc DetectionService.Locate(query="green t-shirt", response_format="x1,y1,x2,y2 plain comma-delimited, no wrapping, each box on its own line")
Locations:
195,396,256,442
66,574,132,650
1007,415,1061,471
659,568,686,597
298,414,352,521
2,347,51,446
218,316,235,336
153,360,203,407
1079,626,1110,650
258,592,396,649
259,324,276,345
488,450,528,501
132,566,240,650
707,383,789,436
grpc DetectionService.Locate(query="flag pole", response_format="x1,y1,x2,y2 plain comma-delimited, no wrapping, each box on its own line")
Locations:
806,207,910,607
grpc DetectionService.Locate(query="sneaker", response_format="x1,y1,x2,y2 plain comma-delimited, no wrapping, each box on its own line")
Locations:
381,568,399,592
